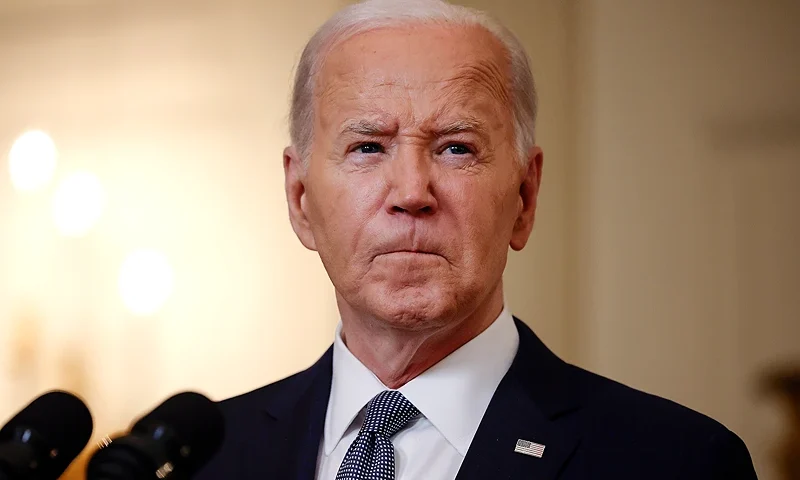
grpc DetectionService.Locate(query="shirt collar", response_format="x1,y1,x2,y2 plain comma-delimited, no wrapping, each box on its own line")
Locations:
323,307,519,457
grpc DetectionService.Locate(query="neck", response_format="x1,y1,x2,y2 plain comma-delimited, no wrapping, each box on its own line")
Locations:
338,285,505,389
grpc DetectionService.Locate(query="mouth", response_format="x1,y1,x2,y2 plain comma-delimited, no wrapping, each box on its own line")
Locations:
375,250,442,259
385,249,438,254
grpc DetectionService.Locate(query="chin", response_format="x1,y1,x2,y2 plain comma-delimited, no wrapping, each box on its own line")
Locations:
364,283,459,331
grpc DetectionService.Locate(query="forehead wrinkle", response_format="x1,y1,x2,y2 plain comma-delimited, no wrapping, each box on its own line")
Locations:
426,87,509,137
316,77,355,132
320,70,415,113
442,58,512,111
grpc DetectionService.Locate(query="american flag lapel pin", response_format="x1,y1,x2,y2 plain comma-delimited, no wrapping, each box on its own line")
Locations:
514,438,545,458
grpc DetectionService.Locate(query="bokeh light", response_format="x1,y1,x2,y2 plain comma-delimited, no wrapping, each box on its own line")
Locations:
118,249,175,316
52,171,105,237
8,130,58,192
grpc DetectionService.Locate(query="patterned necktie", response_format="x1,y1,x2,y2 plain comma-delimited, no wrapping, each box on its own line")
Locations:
335,390,421,480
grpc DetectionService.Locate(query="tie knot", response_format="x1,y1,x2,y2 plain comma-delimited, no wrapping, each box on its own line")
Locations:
361,390,420,438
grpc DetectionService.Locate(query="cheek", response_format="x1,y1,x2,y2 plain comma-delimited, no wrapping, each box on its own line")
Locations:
309,172,385,253
450,182,517,260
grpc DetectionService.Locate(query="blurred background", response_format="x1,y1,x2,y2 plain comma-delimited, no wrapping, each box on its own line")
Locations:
0,0,798,478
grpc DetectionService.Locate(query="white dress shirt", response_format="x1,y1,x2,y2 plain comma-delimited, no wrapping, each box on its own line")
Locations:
315,307,520,480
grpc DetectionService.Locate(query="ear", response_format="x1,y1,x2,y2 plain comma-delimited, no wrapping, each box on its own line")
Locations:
510,146,543,251
283,146,318,251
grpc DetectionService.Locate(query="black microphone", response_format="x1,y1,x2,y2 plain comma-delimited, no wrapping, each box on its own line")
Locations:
0,390,94,480
86,392,224,480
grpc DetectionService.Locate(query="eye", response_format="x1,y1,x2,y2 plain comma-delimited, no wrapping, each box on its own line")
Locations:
352,142,384,154
443,144,472,155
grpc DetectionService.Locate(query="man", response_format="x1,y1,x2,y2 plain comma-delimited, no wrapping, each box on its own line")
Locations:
197,0,758,478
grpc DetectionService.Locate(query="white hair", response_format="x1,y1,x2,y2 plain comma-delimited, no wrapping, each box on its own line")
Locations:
289,0,538,165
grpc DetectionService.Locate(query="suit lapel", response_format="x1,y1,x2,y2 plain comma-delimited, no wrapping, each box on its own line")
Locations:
249,348,333,480
455,319,583,480
239,318,582,480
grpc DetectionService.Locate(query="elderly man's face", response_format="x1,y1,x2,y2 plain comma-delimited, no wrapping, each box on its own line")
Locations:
285,25,542,329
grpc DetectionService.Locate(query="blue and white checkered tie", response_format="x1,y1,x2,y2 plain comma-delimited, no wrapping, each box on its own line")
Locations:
335,390,420,480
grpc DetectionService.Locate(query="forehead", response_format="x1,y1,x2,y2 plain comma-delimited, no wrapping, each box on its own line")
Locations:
315,24,513,130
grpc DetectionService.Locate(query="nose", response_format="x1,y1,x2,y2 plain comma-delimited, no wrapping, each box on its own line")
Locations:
385,145,438,216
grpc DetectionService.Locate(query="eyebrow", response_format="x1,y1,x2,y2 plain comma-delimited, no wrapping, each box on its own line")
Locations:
431,118,488,137
338,117,490,138
339,119,397,137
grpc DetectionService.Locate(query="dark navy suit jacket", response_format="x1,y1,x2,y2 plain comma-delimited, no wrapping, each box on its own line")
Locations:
196,318,758,479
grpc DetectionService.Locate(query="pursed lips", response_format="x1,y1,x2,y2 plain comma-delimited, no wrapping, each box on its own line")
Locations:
370,248,452,267
381,249,438,255
374,249,442,259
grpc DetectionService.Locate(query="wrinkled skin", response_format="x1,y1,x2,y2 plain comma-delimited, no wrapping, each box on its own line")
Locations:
284,24,543,387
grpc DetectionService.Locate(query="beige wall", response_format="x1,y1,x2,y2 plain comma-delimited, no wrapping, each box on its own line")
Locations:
567,2,800,479
463,2,799,479
0,0,344,435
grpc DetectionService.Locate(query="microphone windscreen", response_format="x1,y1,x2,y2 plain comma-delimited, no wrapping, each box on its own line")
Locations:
131,392,224,473
0,390,93,477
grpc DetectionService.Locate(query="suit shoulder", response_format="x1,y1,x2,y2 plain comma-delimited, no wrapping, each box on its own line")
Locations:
566,365,757,477
569,364,736,438
218,367,316,415
195,352,332,480
216,348,331,420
